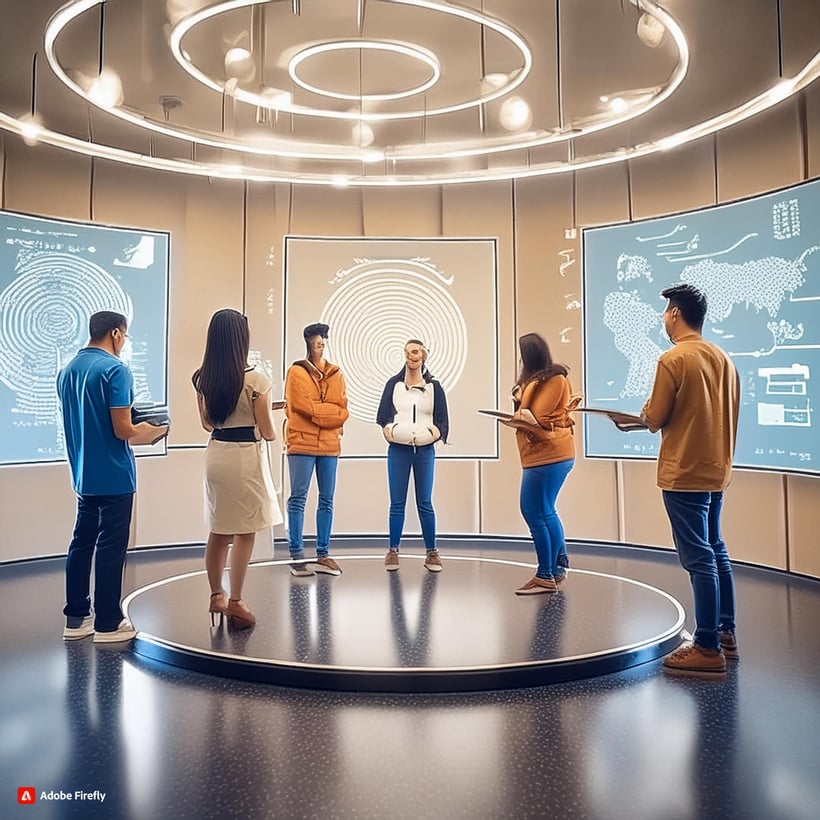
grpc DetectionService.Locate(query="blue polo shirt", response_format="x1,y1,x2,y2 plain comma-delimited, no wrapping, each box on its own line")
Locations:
57,347,136,496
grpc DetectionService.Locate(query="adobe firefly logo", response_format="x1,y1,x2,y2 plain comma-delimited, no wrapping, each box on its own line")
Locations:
18,787,36,804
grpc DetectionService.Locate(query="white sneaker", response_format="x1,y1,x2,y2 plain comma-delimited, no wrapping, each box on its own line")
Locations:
63,615,94,641
93,618,137,643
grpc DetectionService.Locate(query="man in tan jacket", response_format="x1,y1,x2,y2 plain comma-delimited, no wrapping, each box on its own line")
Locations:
284,323,349,576
642,284,740,676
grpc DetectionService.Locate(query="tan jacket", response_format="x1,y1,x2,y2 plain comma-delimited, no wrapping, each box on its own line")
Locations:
284,360,349,456
642,333,739,491
514,374,576,468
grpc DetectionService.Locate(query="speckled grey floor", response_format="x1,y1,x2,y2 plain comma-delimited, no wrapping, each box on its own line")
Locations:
2,538,819,820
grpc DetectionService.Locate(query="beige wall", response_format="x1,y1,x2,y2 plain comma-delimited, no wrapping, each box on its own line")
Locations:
1,86,819,576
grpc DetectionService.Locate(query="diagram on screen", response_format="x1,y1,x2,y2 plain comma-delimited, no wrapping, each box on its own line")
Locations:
284,237,498,459
583,176,820,473
0,211,169,465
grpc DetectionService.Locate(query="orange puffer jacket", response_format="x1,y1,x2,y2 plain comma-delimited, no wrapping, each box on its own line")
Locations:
284,360,349,456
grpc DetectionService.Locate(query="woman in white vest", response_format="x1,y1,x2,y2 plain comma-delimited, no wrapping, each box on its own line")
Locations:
376,340,449,573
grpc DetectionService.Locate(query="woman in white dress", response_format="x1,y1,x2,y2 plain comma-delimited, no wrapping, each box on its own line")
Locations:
192,309,282,628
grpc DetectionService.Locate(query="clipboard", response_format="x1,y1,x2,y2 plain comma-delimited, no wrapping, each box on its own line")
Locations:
576,407,648,432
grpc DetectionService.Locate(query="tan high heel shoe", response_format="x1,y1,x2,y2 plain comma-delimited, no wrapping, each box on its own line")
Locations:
226,598,256,629
209,591,228,626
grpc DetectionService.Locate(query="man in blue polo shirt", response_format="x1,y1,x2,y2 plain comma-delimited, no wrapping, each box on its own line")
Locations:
57,311,168,643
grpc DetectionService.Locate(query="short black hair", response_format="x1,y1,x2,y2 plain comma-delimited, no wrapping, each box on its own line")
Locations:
661,283,707,331
89,311,127,341
303,322,329,340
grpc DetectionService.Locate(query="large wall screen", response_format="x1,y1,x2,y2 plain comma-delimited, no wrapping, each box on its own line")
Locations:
0,210,169,465
583,177,820,476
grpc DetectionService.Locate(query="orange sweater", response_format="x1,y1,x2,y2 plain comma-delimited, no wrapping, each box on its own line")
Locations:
284,360,349,456
514,374,576,468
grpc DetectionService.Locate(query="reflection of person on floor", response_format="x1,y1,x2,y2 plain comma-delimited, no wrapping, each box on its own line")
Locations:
193,309,282,630
58,311,168,644
502,333,576,595
377,339,449,573
284,323,349,578
641,284,739,676
61,643,128,814
388,572,437,666
288,578,334,664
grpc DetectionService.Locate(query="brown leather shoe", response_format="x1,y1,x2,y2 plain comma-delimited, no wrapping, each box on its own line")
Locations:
663,643,726,674
384,549,400,571
515,576,558,595
423,550,443,572
314,556,342,576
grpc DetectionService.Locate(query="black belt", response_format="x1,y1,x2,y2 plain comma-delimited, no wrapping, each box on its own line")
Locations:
211,426,257,442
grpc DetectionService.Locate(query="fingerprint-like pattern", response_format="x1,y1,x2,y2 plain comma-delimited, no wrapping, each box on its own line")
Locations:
0,253,132,422
320,265,467,422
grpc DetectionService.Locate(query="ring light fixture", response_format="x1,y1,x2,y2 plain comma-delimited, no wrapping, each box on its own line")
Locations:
0,0,808,186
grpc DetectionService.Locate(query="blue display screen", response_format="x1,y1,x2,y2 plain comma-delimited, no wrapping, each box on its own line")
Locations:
0,210,169,465
583,177,820,475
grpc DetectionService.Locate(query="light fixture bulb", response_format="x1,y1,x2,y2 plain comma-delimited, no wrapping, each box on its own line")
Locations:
636,13,665,48
224,47,255,81
352,122,375,147
19,112,42,146
87,68,123,108
609,97,629,114
499,96,532,131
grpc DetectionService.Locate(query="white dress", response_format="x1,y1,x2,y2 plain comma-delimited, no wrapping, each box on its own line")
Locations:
204,368,283,535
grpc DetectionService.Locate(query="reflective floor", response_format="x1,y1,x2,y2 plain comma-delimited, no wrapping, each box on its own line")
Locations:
126,554,685,691
2,539,819,820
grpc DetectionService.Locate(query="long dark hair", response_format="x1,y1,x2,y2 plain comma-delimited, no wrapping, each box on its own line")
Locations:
192,309,250,425
516,332,568,388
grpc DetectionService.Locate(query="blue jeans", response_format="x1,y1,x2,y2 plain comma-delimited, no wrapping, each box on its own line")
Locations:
63,493,134,632
520,459,574,580
387,443,436,551
287,454,338,557
662,490,736,651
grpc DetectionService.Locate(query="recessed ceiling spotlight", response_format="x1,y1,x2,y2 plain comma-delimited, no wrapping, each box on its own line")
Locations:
636,13,665,48
499,97,532,131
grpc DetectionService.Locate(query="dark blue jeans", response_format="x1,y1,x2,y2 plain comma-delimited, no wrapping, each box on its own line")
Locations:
662,490,736,651
387,443,436,550
64,493,134,632
287,454,338,557
520,459,574,580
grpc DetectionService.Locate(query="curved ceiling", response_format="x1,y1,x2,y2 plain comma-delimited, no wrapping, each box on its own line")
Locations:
0,0,818,186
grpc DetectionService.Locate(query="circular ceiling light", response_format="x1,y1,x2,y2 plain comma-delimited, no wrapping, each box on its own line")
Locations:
224,46,255,81
352,122,375,147
168,0,533,121
499,97,532,131
86,68,123,108
289,40,440,102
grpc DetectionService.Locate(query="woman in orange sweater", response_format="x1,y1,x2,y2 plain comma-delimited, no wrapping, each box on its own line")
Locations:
503,333,576,595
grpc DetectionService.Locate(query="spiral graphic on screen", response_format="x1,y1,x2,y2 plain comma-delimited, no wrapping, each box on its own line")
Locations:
0,252,133,425
320,259,468,422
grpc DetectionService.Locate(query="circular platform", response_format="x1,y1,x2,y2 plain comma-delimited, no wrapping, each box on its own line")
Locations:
125,554,685,692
